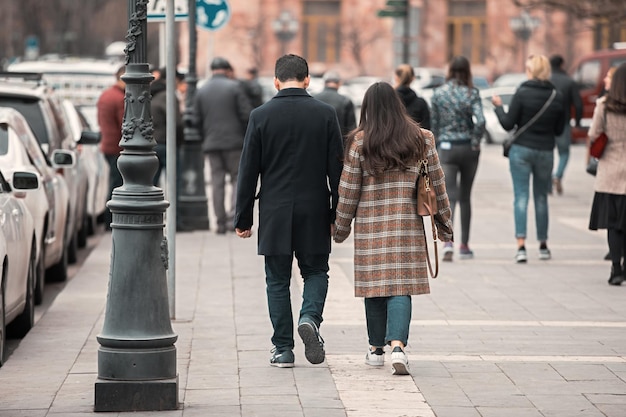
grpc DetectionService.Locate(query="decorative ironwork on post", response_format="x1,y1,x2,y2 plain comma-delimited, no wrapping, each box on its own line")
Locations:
178,0,210,231
94,0,178,411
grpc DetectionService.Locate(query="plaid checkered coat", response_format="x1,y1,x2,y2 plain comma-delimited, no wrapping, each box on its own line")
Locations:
333,129,453,298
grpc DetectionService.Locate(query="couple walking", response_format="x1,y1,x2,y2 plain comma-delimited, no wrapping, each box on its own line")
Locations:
234,54,453,375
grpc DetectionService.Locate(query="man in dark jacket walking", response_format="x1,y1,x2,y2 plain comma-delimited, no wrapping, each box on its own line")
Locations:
234,54,344,368
194,57,253,234
549,54,582,195
315,71,356,137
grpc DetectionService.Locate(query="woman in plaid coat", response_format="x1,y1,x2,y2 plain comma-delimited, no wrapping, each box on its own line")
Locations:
333,82,453,375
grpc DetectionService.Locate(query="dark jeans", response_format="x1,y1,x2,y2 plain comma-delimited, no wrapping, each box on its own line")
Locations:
206,150,241,229
553,124,571,180
153,143,167,187
365,296,412,347
264,253,329,351
104,153,122,228
439,143,480,246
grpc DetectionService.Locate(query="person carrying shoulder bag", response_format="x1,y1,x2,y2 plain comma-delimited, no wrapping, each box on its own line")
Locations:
492,54,564,263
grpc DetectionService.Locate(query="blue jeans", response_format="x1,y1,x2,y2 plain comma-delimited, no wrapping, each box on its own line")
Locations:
509,144,553,242
553,124,571,180
264,253,329,351
364,296,412,347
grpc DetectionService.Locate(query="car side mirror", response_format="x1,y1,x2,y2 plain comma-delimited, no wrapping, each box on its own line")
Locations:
51,149,76,168
78,130,101,145
11,171,40,198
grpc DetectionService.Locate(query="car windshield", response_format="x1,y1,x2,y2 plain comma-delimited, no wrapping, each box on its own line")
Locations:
0,98,48,144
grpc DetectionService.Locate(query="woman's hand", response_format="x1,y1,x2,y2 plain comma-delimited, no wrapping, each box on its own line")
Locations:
492,95,502,106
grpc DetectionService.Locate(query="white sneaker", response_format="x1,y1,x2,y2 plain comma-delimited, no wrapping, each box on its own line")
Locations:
365,347,384,366
390,346,410,375
516,247,527,263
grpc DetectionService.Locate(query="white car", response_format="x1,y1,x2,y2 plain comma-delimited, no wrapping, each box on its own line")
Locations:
0,108,73,304
61,101,109,238
0,169,39,365
478,86,518,144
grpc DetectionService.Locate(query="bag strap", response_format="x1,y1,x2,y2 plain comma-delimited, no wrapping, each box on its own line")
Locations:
417,160,439,279
511,89,557,141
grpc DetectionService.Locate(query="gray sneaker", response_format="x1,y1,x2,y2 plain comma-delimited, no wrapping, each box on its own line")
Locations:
538,247,551,260
297,318,325,364
270,348,294,368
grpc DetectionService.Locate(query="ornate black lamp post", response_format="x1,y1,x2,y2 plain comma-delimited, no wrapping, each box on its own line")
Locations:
510,10,540,70
178,0,210,231
272,10,299,55
94,0,178,411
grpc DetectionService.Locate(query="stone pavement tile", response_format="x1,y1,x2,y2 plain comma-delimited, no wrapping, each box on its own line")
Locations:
47,373,95,414
551,363,621,381
180,405,241,417
183,388,239,407
585,393,626,405
186,373,239,390
240,394,301,406
427,406,481,417
411,361,451,377
570,380,626,395
413,376,473,407
239,367,299,387
595,403,626,417
241,404,303,417
476,407,543,417
0,410,47,417
302,408,347,417
526,394,604,417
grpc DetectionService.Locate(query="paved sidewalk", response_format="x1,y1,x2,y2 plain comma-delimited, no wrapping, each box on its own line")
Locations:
0,144,624,417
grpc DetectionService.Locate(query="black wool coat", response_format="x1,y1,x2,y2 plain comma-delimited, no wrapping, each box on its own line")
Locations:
234,88,344,256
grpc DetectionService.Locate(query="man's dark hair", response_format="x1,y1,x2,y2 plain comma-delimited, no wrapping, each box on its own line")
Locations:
275,54,308,82
550,54,564,69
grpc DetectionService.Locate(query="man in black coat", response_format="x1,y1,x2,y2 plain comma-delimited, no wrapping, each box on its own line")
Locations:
234,54,344,368
315,70,356,138
549,54,582,195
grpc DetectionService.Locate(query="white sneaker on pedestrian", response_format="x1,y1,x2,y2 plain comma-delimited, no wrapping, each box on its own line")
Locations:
516,247,527,263
365,347,385,366
390,346,410,375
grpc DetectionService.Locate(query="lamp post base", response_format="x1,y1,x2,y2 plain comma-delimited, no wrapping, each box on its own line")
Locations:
94,376,179,412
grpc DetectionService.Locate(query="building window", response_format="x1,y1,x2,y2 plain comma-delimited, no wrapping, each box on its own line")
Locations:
447,0,486,64
303,1,341,64
594,19,626,50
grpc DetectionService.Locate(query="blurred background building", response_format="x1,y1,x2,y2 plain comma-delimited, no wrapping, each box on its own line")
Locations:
1,0,625,81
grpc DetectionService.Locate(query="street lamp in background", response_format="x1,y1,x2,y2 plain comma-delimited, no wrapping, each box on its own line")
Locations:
272,10,299,55
94,0,178,411
178,0,210,231
509,10,541,70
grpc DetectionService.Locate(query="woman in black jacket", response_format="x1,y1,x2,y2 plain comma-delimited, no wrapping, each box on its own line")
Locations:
493,55,564,263
394,64,431,130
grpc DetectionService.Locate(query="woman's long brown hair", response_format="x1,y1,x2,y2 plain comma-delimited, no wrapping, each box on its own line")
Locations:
346,82,426,176
606,62,626,114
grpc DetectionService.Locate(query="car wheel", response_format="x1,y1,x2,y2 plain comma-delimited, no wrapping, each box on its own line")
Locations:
46,224,68,283
67,229,78,265
0,273,6,367
77,213,88,249
34,237,45,305
8,242,36,338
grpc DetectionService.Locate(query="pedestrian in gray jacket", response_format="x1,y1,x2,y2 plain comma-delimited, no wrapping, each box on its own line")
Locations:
194,57,253,234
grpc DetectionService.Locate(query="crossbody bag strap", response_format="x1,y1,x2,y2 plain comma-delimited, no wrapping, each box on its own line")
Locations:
511,89,557,141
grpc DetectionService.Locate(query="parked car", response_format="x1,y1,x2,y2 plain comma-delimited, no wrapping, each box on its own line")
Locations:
478,86,518,144
570,47,626,143
412,67,446,92
492,72,527,88
0,72,87,264
0,169,39,365
61,100,109,237
0,107,73,304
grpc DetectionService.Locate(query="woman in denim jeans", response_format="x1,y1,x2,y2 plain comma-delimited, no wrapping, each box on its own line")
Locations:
492,55,564,263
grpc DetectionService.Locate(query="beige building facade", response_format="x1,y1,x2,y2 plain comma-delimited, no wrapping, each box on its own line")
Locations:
177,0,619,82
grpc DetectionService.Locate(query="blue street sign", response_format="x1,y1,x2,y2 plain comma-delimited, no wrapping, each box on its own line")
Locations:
196,0,230,31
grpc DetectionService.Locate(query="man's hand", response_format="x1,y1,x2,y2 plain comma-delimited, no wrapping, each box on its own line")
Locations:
236,228,252,238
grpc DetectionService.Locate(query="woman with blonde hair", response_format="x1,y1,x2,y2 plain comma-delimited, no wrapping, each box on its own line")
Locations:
493,54,565,263
394,64,431,129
